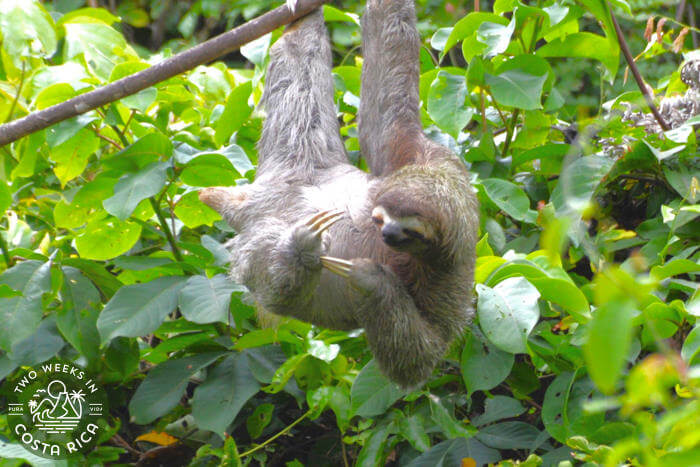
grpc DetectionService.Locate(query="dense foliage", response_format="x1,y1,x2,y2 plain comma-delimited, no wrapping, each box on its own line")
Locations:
0,0,698,465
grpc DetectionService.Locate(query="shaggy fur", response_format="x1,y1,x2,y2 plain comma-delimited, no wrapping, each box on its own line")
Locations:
200,1,479,388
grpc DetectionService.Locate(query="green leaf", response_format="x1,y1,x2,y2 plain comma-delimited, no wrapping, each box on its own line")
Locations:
104,132,172,172
681,326,700,365
192,353,260,436
481,178,535,222
351,359,405,417
537,32,618,83
8,317,64,365
542,373,604,443
215,81,253,146
477,278,540,354
443,12,509,57
0,182,11,214
110,62,156,112
485,69,547,110
486,261,590,321
461,328,514,393
355,422,392,467
62,18,137,80
246,403,274,438
180,153,241,187
427,71,473,138
477,18,515,58
551,154,614,215
103,162,169,220
429,397,475,438
56,266,100,359
50,127,100,186
405,438,500,467
0,0,57,68
75,217,142,261
584,300,634,394
97,276,188,344
398,415,431,452
174,191,222,228
179,274,243,324
128,352,223,424
473,395,525,426
650,259,700,281
475,421,541,449
0,260,51,351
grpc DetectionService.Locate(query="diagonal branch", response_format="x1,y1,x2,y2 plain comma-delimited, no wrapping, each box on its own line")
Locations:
607,2,670,131
0,0,328,147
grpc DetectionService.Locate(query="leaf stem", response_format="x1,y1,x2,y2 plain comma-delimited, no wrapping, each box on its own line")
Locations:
0,228,13,267
4,61,26,124
239,410,310,458
502,108,520,158
149,197,183,262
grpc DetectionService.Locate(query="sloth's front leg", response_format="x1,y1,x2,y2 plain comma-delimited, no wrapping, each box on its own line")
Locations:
198,186,250,230
320,256,446,388
256,210,343,319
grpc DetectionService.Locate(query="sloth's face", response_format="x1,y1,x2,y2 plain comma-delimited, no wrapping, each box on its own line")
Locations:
371,205,437,254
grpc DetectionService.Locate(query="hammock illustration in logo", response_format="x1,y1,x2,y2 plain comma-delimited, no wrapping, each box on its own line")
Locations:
29,380,85,434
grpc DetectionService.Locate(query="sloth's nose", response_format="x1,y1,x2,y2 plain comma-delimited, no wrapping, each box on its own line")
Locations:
382,223,405,245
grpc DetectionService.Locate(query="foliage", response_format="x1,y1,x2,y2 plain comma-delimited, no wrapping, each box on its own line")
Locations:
0,0,698,465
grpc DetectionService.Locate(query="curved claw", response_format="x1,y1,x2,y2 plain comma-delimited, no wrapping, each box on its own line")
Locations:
305,209,344,238
320,256,353,278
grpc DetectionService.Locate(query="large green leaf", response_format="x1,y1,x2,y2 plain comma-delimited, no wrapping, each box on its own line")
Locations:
537,32,618,83
97,276,188,344
0,261,52,352
405,438,500,467
461,328,514,393
103,161,169,220
179,274,244,324
192,353,260,436
473,395,525,426
75,217,142,261
485,69,547,110
475,421,541,449
56,266,101,359
427,70,473,139
0,0,56,68
215,81,253,146
62,18,137,80
351,359,405,417
477,277,540,354
481,178,536,222
584,300,634,394
128,352,223,424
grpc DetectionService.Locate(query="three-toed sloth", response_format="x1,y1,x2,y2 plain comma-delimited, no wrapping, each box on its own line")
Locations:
200,0,479,388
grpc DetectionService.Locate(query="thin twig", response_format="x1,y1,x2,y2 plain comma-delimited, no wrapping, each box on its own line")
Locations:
607,2,670,131
4,62,26,124
89,124,123,150
0,228,13,267
149,197,183,262
239,411,310,458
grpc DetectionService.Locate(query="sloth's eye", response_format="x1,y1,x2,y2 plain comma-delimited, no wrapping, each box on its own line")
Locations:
371,216,383,225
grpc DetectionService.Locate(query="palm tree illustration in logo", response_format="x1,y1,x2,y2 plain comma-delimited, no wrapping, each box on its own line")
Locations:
30,380,84,434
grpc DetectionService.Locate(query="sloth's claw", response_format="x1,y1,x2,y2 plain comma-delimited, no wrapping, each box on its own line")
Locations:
306,209,344,238
320,256,353,277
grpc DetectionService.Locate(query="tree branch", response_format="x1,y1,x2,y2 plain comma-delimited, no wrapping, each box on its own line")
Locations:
0,0,328,147
607,2,670,131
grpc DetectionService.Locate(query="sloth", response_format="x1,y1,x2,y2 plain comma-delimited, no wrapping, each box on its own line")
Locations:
200,0,479,388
